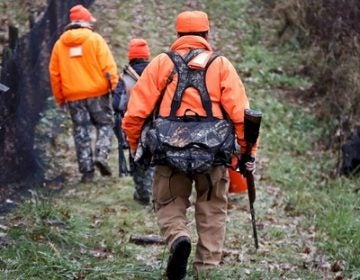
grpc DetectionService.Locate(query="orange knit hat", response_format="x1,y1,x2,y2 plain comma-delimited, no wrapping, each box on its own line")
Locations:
69,5,96,23
175,11,209,33
128,38,150,60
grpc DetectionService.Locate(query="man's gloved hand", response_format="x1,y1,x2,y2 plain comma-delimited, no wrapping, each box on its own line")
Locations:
238,154,256,175
245,156,256,173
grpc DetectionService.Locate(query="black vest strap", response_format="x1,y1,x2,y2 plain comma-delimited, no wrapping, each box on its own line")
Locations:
165,49,218,118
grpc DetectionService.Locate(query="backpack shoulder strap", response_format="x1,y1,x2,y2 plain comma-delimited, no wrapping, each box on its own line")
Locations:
150,60,176,120
165,49,219,118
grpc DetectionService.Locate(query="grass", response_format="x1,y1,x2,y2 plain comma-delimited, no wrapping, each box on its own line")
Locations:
315,178,360,271
0,0,360,279
220,0,360,276
1,184,165,279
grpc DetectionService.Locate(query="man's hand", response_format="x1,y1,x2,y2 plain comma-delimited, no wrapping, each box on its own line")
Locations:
245,157,256,173
239,154,256,174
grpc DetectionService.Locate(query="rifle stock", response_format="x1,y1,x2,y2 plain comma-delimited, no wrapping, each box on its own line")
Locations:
244,108,262,249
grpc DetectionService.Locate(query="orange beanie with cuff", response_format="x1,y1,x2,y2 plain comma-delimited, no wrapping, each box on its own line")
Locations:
175,11,209,33
69,5,96,23
128,38,150,60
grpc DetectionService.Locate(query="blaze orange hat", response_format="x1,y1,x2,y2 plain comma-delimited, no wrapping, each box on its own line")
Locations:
128,38,150,60
175,11,209,33
69,5,96,23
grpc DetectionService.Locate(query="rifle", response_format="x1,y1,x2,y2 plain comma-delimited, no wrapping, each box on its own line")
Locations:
106,72,130,177
240,108,262,249
124,64,140,81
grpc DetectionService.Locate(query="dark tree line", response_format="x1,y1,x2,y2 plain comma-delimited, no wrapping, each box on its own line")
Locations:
268,0,360,175
0,0,94,189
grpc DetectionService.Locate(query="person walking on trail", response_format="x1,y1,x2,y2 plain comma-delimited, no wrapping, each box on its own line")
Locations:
49,4,118,183
122,10,257,279
112,38,154,205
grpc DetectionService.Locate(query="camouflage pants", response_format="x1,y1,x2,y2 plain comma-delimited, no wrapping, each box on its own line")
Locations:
130,155,154,200
114,115,154,200
67,95,114,174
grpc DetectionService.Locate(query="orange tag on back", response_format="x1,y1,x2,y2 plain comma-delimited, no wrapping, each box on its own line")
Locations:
188,51,212,69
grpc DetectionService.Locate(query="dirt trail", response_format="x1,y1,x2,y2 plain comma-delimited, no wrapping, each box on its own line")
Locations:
90,1,336,278
1,0,338,278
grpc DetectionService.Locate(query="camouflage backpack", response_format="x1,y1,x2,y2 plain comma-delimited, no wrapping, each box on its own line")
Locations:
143,49,235,174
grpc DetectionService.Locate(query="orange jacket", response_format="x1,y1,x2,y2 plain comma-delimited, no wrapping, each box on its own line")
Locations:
122,35,256,155
49,28,118,105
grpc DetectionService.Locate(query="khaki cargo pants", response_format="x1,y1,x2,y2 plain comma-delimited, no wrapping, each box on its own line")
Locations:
152,165,229,268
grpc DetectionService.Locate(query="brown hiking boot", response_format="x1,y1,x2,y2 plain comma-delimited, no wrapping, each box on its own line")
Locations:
166,236,191,280
94,158,112,176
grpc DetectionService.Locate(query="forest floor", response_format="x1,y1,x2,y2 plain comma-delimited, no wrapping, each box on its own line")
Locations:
0,1,358,279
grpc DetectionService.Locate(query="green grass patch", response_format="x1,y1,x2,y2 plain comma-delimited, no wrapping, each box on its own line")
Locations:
1,0,360,279
0,187,165,279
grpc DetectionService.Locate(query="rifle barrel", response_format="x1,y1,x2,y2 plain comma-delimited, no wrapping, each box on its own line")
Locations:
243,108,262,249
246,172,259,249
250,204,259,249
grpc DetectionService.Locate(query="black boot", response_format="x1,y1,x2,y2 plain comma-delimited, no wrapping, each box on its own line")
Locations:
81,171,94,183
166,236,191,280
94,158,112,176
133,192,150,206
